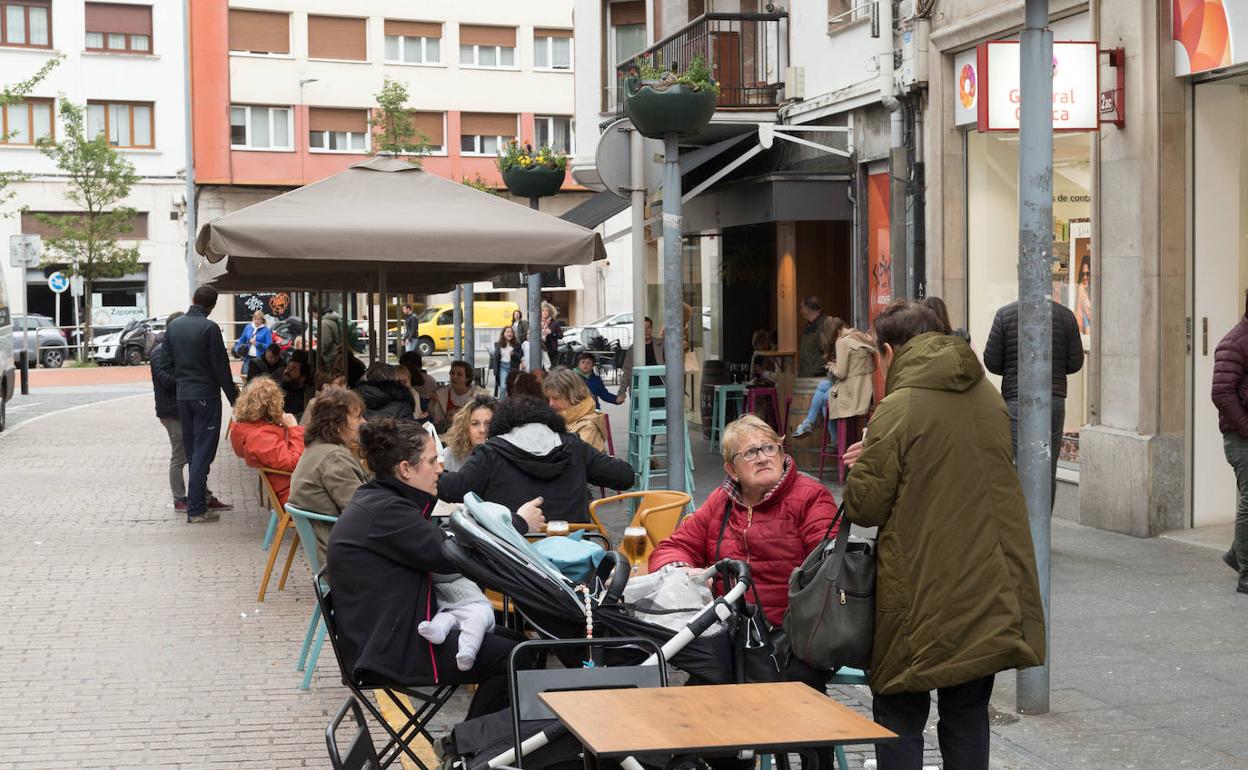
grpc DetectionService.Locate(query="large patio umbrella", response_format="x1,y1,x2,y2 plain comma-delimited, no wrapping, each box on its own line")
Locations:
195,156,605,293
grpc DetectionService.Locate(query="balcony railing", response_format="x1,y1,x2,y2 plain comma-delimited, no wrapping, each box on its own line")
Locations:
608,12,789,120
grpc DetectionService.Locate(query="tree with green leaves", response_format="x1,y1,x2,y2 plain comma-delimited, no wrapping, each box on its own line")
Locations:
35,100,141,359
0,56,61,216
368,77,431,160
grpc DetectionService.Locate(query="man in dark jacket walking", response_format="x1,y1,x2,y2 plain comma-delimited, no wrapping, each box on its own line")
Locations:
159,286,239,523
402,303,419,353
1211,292,1248,594
983,299,1084,508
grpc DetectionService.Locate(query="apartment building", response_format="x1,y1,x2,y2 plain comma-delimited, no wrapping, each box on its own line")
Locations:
0,0,190,331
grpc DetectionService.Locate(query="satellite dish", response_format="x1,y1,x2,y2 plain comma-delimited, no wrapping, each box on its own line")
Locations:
595,118,664,201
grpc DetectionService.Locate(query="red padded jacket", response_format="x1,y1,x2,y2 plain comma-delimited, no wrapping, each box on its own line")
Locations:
1212,316,1248,438
229,421,305,505
649,459,839,626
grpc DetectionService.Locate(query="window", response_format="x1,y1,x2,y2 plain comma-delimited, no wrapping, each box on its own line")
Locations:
85,3,152,53
229,105,292,150
1,98,53,144
534,115,572,154
384,20,440,64
608,1,646,63
459,25,515,68
407,111,445,153
459,112,516,156
86,101,153,148
533,29,572,70
308,107,368,153
827,0,870,27
228,9,289,54
307,15,365,61
1,1,50,47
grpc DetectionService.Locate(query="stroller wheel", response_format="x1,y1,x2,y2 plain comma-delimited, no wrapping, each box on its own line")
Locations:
663,755,714,770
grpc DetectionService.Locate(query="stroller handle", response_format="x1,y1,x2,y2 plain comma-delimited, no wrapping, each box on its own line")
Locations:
601,550,630,604
713,558,752,586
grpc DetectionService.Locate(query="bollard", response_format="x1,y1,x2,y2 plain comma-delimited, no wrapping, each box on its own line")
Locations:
18,350,30,395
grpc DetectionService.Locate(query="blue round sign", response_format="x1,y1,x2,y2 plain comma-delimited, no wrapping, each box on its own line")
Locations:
48,271,69,293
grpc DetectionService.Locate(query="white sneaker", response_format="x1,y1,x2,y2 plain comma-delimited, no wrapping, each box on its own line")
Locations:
792,421,814,439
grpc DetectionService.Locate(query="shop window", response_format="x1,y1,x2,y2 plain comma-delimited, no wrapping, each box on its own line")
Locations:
534,115,572,155
308,107,368,153
227,9,289,55
533,29,572,70
459,25,516,68
229,104,292,150
307,15,366,61
0,98,53,144
384,19,440,64
459,112,516,156
86,101,154,149
84,3,151,53
1,1,50,48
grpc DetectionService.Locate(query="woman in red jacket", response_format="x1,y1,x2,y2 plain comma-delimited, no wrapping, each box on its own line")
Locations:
649,413,838,687
230,377,305,505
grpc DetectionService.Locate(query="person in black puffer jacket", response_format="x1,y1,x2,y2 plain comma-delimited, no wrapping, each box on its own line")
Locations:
437,397,634,524
1211,291,1248,594
982,299,1084,508
355,362,417,422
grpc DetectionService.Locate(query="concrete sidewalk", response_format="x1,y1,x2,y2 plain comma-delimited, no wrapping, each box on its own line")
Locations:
0,394,1244,768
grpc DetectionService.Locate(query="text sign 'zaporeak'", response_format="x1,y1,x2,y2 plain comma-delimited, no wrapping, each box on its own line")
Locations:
977,40,1100,132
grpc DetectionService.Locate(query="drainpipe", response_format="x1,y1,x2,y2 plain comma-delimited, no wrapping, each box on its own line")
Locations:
908,97,926,299
878,0,908,301
182,0,196,299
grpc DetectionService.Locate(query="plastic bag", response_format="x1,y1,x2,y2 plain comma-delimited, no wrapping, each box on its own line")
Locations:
623,565,720,635
529,530,605,584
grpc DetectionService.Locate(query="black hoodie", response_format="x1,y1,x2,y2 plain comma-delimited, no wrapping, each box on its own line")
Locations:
356,379,416,421
437,423,634,524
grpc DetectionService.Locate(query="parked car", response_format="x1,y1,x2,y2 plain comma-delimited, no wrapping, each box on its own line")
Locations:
0,268,13,431
92,317,166,366
562,311,634,350
12,315,69,368
414,301,519,357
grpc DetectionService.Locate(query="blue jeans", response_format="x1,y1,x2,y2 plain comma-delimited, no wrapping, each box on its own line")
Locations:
497,361,511,398
404,339,418,353
178,398,222,518
1222,432,1248,575
802,379,835,425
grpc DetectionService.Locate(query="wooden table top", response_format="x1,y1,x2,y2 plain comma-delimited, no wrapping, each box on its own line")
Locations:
540,681,896,758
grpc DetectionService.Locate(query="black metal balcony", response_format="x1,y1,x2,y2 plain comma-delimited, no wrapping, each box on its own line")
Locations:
609,12,789,120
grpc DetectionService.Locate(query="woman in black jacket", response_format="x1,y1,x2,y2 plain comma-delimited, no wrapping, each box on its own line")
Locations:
355,362,417,421
327,418,526,719
438,397,634,524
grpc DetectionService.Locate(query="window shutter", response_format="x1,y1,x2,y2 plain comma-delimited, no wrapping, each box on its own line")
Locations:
308,15,366,61
459,25,516,48
228,9,289,54
84,3,152,35
460,113,517,138
408,112,445,146
308,108,367,133
534,27,573,38
384,20,441,38
611,2,646,26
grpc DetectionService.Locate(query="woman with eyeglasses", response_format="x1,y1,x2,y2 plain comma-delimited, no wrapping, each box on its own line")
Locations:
648,414,839,689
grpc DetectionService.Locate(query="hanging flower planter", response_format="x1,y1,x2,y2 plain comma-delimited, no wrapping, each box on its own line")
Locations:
622,55,720,139
497,141,568,198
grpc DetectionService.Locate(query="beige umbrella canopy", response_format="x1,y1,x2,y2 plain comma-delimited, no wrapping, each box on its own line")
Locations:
194,156,605,292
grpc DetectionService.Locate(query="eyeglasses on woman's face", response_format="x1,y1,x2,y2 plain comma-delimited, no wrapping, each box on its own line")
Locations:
732,442,781,463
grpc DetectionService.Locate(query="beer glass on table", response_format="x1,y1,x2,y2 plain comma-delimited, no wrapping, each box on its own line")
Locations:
621,526,649,574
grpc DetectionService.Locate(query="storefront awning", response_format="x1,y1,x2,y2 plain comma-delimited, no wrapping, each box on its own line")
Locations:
680,175,852,232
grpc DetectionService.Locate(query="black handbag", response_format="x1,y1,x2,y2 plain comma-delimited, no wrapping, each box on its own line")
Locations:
783,503,875,671
715,499,788,683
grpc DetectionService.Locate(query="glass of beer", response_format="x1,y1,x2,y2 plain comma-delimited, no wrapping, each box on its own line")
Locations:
546,520,569,537
621,526,649,573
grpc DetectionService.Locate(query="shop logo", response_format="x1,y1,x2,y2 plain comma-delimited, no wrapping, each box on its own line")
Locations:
959,63,977,109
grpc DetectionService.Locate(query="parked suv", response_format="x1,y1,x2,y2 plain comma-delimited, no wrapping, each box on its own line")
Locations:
12,315,69,368
92,316,165,366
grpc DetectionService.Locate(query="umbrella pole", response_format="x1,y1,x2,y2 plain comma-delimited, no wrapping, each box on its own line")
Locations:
453,285,463,361
464,282,475,370
379,266,388,364
367,290,376,363
527,196,543,371
341,289,349,379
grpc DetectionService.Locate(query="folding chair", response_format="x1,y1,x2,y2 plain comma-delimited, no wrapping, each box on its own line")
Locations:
327,696,381,770
313,567,458,770
258,468,299,602
286,503,338,690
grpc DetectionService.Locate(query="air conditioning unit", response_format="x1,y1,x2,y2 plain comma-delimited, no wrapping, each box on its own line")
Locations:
899,19,930,91
784,65,805,101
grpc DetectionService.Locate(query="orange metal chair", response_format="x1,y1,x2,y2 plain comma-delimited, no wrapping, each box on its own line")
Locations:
258,468,299,602
590,490,692,563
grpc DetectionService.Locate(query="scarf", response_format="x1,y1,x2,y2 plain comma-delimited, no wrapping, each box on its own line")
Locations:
721,456,795,508
563,395,597,428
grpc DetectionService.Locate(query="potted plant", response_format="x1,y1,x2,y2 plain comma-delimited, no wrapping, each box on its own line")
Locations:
497,141,568,198
623,55,721,139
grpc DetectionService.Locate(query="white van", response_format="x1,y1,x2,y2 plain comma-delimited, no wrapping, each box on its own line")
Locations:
0,267,14,431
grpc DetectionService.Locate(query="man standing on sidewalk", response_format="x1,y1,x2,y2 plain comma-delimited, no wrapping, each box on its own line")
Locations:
983,298,1084,508
1211,292,1248,595
402,303,418,353
161,286,238,523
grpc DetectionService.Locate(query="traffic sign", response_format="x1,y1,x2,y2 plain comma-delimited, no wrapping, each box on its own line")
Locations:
9,234,41,268
595,118,663,200
48,271,69,294
70,275,84,297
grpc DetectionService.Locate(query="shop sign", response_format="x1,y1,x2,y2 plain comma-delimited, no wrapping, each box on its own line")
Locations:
954,48,978,127
1173,0,1248,76
233,291,293,321
977,41,1100,132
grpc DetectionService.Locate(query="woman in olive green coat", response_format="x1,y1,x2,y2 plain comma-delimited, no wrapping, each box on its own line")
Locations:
843,301,1045,770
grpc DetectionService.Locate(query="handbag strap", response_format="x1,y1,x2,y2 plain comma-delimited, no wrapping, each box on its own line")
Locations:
822,501,847,541
713,496,770,613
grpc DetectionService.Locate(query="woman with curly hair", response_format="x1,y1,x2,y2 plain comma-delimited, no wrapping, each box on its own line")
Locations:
543,367,606,452
289,386,369,562
230,377,304,505
443,395,496,473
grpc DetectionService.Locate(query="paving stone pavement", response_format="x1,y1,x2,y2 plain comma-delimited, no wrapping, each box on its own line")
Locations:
3,394,1246,769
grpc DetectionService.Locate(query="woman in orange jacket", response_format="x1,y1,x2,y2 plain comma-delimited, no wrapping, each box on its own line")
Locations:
230,377,305,505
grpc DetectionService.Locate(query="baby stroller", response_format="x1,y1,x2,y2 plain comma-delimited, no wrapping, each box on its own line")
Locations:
438,494,774,770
